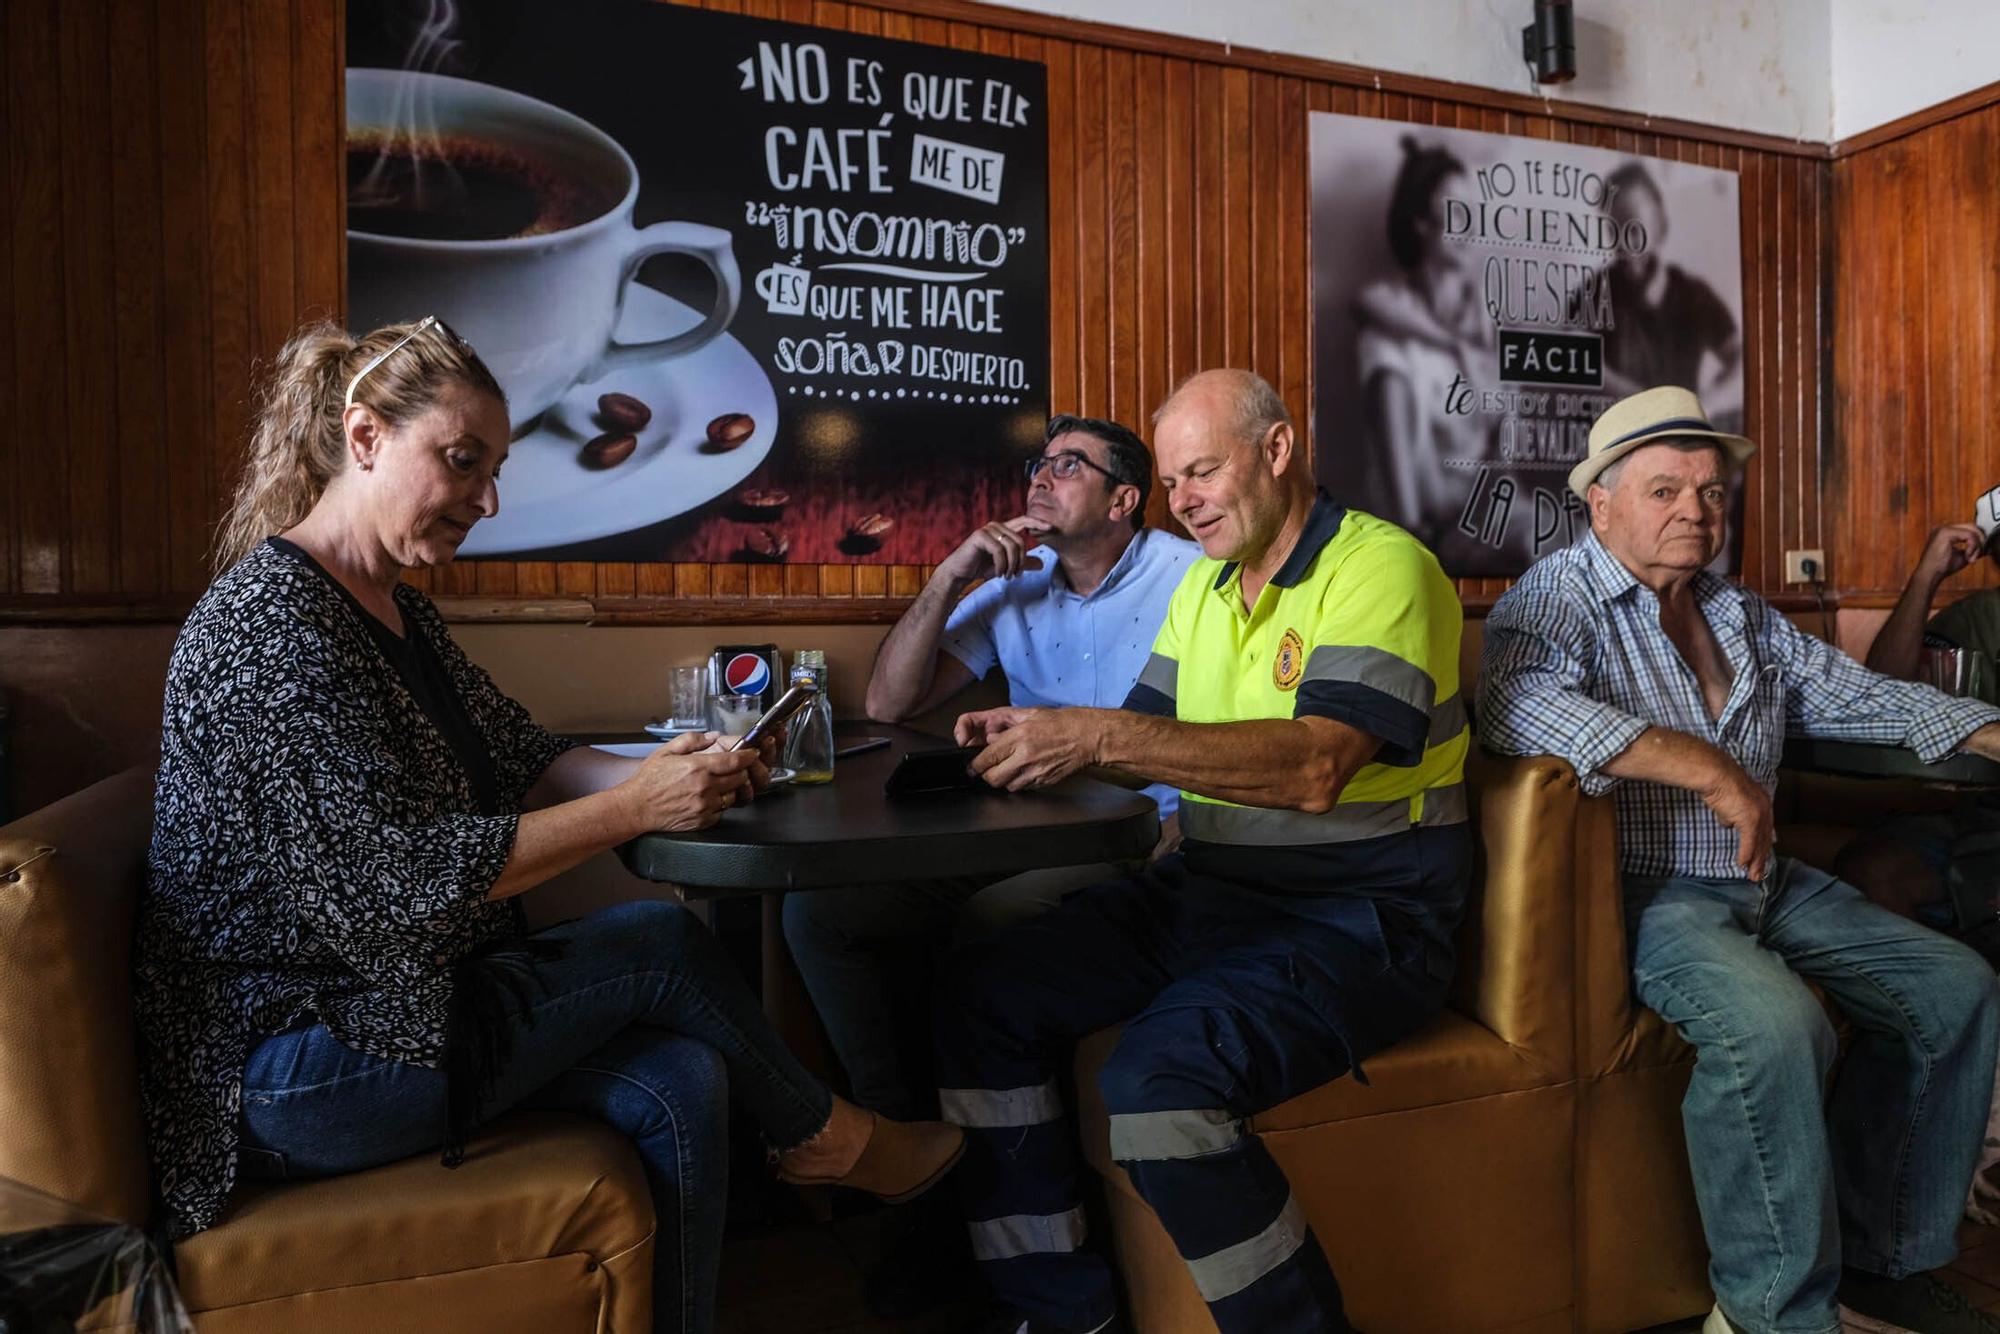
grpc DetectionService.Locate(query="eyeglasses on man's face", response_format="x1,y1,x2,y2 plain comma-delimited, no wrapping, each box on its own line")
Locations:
1025,450,1128,487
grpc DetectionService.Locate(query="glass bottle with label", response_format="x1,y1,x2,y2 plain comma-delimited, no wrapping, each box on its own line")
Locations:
784,650,836,784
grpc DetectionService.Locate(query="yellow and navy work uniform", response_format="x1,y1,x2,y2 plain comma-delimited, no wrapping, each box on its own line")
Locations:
936,494,1472,1334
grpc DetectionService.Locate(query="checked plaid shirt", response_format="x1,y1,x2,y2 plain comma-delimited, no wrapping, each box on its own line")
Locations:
1478,533,2000,879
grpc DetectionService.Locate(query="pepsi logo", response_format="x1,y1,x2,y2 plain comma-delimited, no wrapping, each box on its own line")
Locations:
723,652,771,695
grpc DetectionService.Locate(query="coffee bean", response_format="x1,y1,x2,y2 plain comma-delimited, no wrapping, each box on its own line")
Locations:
741,527,789,561
597,392,652,431
580,431,636,469
705,412,755,450
734,487,790,521
848,513,895,540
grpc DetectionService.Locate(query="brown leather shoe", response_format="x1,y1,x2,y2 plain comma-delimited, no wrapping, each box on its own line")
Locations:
776,1113,965,1204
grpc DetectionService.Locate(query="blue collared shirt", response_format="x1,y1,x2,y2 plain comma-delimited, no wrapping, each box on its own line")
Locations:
1479,533,2000,879
942,526,1201,821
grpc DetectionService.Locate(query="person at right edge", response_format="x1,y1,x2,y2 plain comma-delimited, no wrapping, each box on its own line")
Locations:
1838,493,2000,924
1480,386,2000,1334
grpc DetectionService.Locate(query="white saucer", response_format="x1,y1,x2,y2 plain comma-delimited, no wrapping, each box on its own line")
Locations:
643,722,708,740
457,284,779,556
768,766,797,786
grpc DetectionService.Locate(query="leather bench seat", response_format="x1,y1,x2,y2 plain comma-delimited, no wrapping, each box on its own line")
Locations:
175,1112,654,1329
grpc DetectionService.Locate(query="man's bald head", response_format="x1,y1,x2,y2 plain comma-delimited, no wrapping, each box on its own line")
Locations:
1154,368,1292,449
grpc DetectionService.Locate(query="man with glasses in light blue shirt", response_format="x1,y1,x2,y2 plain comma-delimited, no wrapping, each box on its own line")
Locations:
782,414,1196,1315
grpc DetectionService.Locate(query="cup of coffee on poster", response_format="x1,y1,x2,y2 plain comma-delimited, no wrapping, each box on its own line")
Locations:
346,69,743,429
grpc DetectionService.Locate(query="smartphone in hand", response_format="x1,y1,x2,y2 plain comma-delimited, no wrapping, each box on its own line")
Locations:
730,684,816,751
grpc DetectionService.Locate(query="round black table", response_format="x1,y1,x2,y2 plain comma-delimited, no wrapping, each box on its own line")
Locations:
599,722,1160,897
1781,737,2000,788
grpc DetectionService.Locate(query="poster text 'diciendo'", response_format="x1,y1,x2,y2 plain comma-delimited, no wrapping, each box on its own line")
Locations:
345,0,1050,567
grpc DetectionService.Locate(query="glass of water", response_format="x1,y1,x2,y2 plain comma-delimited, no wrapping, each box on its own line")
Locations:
665,666,708,731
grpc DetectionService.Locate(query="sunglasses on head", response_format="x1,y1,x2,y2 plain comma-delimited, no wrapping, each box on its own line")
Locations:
343,316,466,409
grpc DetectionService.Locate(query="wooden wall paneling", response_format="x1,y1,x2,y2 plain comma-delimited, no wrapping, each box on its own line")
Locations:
9,0,70,595
1072,41,1108,413
151,0,214,594
636,563,674,598
1220,67,1251,370
1245,71,1277,390
201,0,253,592
1276,73,1307,412
1788,151,1818,579
1162,55,1195,402
600,562,638,598
675,562,713,599
292,0,342,319
1102,44,1138,430
57,0,119,597
1892,136,1930,581
1190,62,1223,373
1131,51,1167,510
108,0,166,597
818,563,853,597
244,2,299,408
0,0,14,597
475,562,518,597
1780,151,1806,590
517,560,559,598
1830,150,1866,593
1039,33,1079,417
3,0,1848,623
1803,146,1825,568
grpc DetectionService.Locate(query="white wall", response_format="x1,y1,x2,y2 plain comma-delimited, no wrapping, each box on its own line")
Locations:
993,0,1832,141
1831,0,2000,139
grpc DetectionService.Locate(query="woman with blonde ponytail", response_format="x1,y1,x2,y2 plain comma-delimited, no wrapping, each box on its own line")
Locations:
138,319,963,1333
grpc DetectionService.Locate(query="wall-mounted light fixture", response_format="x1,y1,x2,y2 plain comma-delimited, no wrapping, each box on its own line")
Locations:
1522,0,1576,84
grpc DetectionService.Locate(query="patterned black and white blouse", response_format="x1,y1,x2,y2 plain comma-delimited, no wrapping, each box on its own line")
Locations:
137,541,574,1235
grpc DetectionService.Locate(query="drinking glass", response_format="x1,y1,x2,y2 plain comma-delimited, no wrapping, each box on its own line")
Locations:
1923,646,1969,696
712,692,760,739
665,666,707,730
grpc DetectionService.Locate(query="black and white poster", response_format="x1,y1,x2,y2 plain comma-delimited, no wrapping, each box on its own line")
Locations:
1310,114,1744,578
347,0,1049,562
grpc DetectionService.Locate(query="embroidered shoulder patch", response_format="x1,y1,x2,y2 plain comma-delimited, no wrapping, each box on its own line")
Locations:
1273,628,1305,691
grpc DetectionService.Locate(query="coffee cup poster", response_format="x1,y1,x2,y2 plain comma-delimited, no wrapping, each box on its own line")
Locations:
1310,114,1745,578
346,0,1050,561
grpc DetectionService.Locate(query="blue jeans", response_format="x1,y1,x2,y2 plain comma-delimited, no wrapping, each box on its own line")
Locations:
238,901,831,1334
1624,857,2000,1334
782,862,1114,1119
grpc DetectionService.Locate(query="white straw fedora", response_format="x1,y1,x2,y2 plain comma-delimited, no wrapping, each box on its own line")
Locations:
1569,386,1756,499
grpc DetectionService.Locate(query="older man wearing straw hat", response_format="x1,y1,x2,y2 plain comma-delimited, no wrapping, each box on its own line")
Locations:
1480,386,2000,1334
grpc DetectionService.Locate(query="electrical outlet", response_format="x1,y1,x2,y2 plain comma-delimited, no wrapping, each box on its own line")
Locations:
1785,549,1826,584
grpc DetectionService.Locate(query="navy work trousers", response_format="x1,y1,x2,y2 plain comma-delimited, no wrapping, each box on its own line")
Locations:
934,826,1470,1334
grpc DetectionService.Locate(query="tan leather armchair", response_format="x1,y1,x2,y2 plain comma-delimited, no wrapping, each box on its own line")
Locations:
0,769,657,1333
1074,750,1600,1333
